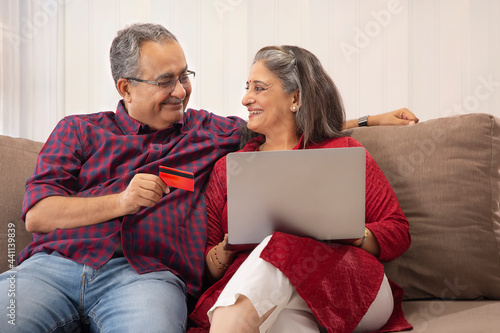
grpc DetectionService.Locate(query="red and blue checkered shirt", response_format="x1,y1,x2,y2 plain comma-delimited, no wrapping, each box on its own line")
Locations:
19,100,243,296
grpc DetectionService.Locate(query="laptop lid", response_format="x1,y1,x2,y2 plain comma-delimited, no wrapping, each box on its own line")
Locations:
226,147,366,250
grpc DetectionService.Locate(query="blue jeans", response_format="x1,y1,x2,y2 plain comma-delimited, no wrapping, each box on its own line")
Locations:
0,252,188,332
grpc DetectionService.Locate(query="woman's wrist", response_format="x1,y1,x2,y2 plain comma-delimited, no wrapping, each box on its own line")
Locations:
210,243,234,270
352,227,369,248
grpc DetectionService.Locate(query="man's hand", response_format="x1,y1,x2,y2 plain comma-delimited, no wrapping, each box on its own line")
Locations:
368,108,419,126
117,174,170,215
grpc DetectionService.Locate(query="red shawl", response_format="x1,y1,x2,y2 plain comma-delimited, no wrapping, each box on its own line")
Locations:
188,136,412,333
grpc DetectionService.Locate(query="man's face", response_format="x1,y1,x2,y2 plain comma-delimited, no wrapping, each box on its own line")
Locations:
123,40,192,130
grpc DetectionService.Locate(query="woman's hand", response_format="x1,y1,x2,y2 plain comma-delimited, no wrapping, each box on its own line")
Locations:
217,234,237,265
206,234,237,282
351,227,381,257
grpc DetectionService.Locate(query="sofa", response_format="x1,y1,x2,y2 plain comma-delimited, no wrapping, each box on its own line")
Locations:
1,112,499,332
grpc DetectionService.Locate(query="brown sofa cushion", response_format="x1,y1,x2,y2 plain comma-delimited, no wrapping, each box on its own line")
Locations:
0,135,43,273
350,113,500,300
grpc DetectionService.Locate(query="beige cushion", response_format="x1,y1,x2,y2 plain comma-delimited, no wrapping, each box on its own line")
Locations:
350,113,500,300
0,135,43,273
402,300,500,332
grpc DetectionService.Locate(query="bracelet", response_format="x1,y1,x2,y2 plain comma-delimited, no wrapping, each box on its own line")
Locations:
209,253,227,270
356,228,368,248
211,245,230,270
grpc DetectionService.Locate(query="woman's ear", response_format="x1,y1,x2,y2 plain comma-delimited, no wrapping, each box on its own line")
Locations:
117,78,132,103
291,89,301,112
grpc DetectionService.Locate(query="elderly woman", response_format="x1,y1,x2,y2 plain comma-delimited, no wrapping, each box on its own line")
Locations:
188,45,412,333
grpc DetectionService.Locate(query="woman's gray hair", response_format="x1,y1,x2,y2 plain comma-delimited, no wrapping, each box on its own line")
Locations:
253,48,302,101
243,45,346,148
109,23,178,86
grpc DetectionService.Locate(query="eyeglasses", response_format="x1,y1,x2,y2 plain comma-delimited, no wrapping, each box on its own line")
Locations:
125,70,195,94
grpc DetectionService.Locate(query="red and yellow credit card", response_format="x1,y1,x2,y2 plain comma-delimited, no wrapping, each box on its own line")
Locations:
159,166,194,192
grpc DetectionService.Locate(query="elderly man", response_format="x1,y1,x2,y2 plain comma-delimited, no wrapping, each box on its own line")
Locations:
0,23,417,332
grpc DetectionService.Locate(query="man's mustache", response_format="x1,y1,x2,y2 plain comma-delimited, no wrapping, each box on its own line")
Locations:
162,97,184,104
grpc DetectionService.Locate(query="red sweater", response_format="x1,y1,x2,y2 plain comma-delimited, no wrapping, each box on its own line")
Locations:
189,136,412,332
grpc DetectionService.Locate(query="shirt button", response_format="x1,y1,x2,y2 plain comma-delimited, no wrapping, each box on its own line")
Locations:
153,145,160,151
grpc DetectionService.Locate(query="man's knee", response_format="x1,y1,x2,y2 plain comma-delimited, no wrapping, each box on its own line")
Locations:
89,271,188,332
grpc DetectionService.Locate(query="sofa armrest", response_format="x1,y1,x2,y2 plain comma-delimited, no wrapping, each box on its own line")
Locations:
0,135,44,273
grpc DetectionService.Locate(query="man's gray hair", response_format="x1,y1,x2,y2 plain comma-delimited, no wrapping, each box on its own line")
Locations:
110,23,178,86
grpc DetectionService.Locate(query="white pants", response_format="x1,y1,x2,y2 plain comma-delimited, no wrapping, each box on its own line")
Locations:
208,236,394,333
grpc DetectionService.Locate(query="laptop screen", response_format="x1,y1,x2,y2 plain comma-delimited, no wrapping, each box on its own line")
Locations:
226,147,366,249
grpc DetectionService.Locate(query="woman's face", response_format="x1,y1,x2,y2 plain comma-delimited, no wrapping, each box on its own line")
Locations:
242,61,297,137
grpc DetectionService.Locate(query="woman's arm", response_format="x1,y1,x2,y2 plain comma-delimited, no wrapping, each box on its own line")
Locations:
204,158,237,281
360,146,411,261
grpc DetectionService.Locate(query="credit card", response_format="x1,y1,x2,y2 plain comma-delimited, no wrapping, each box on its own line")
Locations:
159,166,194,192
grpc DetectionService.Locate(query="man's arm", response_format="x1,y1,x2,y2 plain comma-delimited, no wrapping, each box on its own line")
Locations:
343,108,419,130
25,174,169,233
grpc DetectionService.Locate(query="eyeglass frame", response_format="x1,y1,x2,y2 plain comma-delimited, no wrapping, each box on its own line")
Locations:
124,70,195,94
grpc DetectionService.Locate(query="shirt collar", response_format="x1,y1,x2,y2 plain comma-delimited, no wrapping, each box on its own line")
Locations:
115,100,185,135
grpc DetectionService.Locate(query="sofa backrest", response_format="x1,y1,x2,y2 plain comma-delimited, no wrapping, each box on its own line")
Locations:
351,113,500,300
3,114,500,301
0,135,44,273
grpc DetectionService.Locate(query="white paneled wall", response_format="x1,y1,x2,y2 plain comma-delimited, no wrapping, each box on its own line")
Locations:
3,0,499,141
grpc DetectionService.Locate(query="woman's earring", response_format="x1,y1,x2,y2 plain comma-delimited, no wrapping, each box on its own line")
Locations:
292,106,297,111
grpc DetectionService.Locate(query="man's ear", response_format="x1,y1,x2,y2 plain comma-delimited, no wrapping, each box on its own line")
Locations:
117,78,132,103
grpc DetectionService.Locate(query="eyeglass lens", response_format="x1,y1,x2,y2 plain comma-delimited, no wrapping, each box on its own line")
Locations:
160,73,194,93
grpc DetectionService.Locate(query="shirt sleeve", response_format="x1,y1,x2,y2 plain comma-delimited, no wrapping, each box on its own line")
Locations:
359,141,411,261
203,157,228,257
22,117,84,220
205,112,244,153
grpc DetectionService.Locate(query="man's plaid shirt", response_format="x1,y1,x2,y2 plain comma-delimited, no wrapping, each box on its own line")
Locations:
20,100,242,297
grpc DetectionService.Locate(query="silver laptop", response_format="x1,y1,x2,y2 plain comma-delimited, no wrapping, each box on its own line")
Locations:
226,147,366,249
